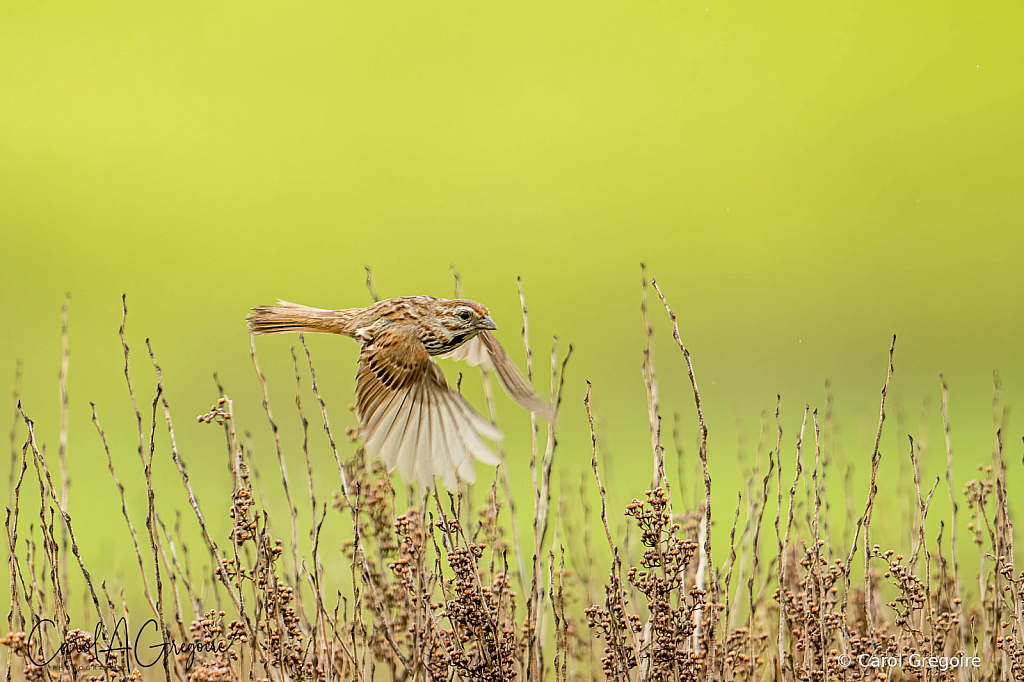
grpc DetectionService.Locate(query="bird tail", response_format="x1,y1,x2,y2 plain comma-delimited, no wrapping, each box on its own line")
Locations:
247,300,349,336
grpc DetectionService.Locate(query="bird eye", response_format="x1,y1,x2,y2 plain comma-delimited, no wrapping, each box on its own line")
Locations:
459,311,470,320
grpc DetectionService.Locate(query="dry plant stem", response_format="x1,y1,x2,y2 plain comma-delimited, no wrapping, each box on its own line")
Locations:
119,297,160,665
520,280,542,569
150,516,190,681
223,398,270,678
519,278,538,493
300,335,352,502
5,498,23,630
304,506,348,672
290,348,318,551
90,404,158,619
445,490,507,678
170,511,202,616
120,297,148,474
995,428,1010,678
694,510,708,652
301,332,378,673
57,296,71,610
249,336,303,593
300,335,373,678
451,263,462,299
519,277,541,682
723,493,742,636
529,338,571,682
1015,437,1024,649
747,450,775,677
651,277,717,682
641,264,662,488
822,381,835,561
7,431,28,639
144,342,262,674
772,399,783,568
995,400,1016,678
358,552,409,674
780,405,808,676
578,471,602,673
909,437,939,653
300,335,409,677
433,495,475,671
672,415,687,510
23,527,41,625
290,346,329,662
33,468,67,661
7,360,23,501
909,434,927,645
842,335,895,651
347,486,368,682
365,266,380,303
142,355,177,682
991,376,1005,676
640,268,675,529
585,381,642,672
864,337,894,652
5,367,23,682
548,551,561,682
768,399,787,675
728,442,762,631
424,504,464,675
557,547,567,682
811,410,827,673
18,407,116,676
481,371,528,598
155,512,200,627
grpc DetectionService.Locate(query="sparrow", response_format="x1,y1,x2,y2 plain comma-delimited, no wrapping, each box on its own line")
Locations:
247,296,550,489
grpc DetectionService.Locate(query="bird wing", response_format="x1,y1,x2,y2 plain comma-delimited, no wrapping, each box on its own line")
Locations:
356,325,503,490
439,331,554,421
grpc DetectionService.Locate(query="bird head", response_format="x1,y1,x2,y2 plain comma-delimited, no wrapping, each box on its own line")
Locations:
437,299,498,334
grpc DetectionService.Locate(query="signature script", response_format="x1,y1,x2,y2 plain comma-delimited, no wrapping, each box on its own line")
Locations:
26,618,235,669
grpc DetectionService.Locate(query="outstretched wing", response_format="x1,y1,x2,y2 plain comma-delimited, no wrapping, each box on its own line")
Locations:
440,330,554,421
356,325,502,490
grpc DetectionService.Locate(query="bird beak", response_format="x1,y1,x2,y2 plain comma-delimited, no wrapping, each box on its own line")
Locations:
479,316,498,330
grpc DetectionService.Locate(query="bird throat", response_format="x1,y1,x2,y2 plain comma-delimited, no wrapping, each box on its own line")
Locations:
425,329,478,356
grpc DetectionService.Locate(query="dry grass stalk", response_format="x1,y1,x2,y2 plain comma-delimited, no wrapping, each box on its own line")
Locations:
840,336,895,648
7,361,24,505
57,297,71,614
777,405,807,678
650,277,717,682
5,282,1024,682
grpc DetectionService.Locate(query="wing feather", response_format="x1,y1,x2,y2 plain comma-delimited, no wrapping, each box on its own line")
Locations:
450,400,501,468
428,389,452,488
394,382,424,482
438,335,494,369
377,387,415,473
356,324,504,490
364,388,409,464
440,330,554,421
437,392,472,485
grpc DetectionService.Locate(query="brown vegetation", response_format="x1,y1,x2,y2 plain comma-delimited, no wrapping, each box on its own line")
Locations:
3,273,1022,681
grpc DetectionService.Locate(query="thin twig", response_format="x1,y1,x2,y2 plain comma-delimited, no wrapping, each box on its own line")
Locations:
842,335,895,651
585,382,642,673
650,277,717,680
249,336,303,594
365,266,379,303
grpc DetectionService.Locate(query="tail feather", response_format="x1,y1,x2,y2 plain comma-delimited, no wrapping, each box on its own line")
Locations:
247,300,345,336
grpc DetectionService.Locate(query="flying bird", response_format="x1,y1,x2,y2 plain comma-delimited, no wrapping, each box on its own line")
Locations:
247,296,550,490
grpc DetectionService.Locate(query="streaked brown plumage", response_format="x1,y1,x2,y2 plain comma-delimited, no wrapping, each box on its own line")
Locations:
247,296,551,489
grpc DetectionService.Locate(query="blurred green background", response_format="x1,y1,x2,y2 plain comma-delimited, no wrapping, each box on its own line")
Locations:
2,0,1022,618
